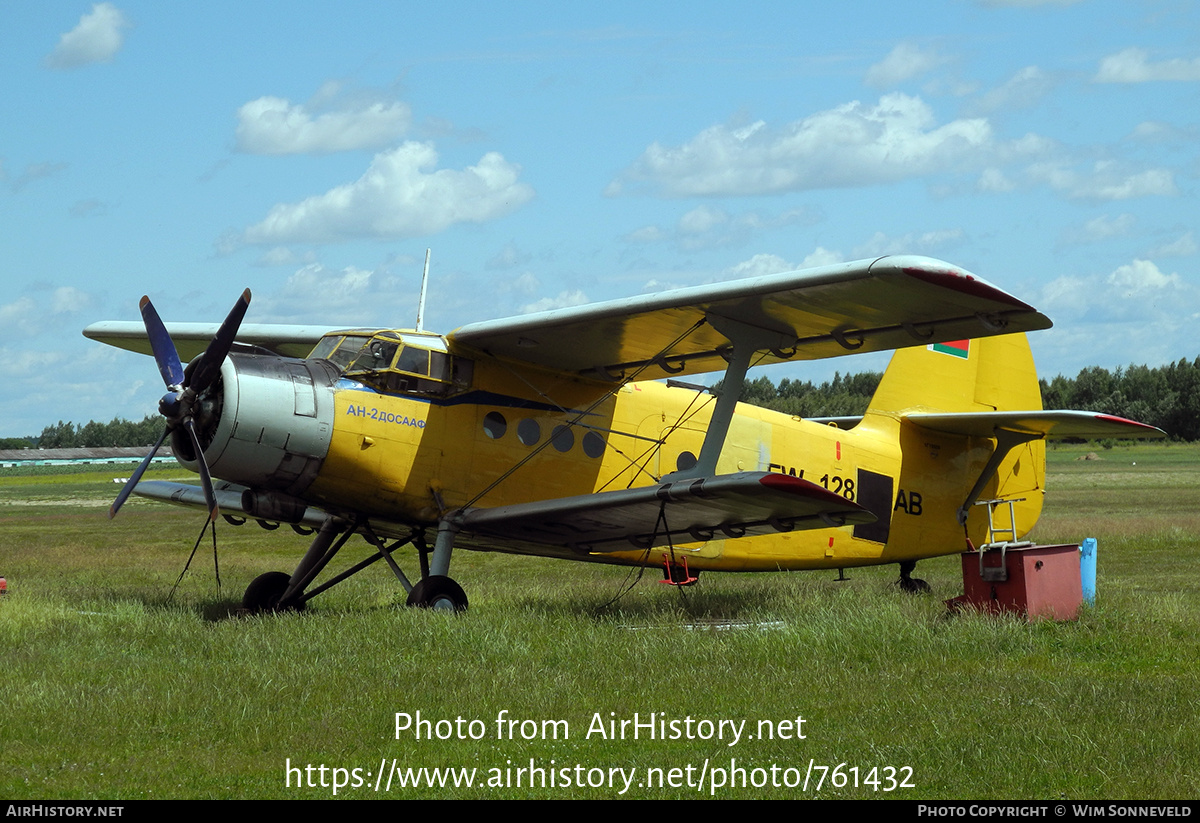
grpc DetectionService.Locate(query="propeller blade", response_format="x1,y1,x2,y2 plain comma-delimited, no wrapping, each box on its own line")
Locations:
110,427,170,519
184,418,219,522
139,296,184,389
188,289,251,393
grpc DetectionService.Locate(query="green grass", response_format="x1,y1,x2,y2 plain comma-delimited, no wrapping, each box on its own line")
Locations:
2,447,1198,799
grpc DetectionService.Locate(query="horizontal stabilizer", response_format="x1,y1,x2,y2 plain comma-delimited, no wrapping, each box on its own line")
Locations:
458,471,874,554
905,410,1166,439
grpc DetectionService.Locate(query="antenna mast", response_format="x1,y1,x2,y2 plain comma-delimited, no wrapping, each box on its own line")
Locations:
415,248,430,332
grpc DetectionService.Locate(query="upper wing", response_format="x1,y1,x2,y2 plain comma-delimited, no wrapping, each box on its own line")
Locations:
906,410,1167,439
449,255,1051,382
83,322,344,359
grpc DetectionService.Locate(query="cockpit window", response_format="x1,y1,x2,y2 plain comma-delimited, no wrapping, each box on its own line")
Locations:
318,335,372,370
315,331,472,397
349,338,399,373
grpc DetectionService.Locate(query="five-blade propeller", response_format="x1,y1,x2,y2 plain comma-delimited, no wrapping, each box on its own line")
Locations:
108,289,251,520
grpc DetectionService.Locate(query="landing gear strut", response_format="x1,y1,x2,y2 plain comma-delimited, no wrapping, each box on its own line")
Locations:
239,514,470,614
897,560,931,594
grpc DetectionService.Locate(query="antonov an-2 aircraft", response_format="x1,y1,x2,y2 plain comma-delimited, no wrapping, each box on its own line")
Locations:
84,255,1163,613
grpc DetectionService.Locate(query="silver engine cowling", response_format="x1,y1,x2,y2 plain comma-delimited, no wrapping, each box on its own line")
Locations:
171,353,340,498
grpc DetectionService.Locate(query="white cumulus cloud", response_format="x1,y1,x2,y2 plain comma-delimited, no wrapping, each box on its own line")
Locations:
51,286,94,314
852,229,965,258
1041,259,1192,329
616,94,997,197
723,254,797,280
865,43,946,88
1107,259,1182,296
236,94,412,155
1095,48,1200,83
1028,161,1176,201
252,263,415,325
1061,213,1136,244
45,3,128,69
1149,232,1197,258
521,290,589,314
968,66,1054,114
241,142,534,244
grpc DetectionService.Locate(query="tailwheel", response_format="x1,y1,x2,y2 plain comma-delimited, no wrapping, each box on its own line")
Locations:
897,560,931,594
406,575,468,613
243,571,304,613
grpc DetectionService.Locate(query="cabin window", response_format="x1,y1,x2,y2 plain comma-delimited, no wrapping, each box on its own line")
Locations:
582,431,606,459
483,412,507,439
396,346,429,376
551,425,574,453
518,419,541,446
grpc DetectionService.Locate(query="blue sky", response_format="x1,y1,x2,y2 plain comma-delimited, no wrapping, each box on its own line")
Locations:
2,1,1197,437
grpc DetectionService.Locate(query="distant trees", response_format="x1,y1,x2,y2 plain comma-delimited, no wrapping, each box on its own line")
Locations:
720,371,883,418
731,355,1200,440
1040,357,1200,441
33,416,164,449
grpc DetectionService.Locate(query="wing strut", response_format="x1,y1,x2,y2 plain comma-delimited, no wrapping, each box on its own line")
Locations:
664,314,795,481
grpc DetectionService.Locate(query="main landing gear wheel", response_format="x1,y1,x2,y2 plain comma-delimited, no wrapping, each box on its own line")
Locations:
406,575,468,613
242,571,304,613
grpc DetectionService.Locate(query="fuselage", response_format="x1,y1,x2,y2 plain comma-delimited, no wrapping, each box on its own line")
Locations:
186,330,1046,573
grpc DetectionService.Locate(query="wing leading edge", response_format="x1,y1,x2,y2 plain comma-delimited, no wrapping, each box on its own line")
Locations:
449,255,1052,382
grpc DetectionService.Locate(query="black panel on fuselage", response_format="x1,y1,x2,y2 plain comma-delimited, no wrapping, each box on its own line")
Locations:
853,468,894,544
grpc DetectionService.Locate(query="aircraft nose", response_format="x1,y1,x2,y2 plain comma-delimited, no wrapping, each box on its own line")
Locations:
174,354,339,495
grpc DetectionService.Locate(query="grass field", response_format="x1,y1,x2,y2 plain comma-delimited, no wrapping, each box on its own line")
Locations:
1,443,1197,799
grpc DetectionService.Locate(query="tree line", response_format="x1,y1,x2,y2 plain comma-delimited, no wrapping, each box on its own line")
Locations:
1,416,165,450
4,355,1197,448
729,355,1200,441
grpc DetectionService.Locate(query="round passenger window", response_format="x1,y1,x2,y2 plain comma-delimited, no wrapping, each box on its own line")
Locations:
676,451,698,471
551,425,574,453
518,418,541,446
483,411,507,439
582,431,606,459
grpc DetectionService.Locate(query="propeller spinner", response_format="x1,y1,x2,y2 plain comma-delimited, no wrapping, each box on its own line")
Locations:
109,289,251,520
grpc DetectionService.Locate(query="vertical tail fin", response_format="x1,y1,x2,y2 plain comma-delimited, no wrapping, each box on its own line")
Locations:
867,332,1046,544
867,333,1042,415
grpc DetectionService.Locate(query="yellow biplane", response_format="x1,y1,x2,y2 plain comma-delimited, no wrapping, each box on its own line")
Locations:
84,255,1163,612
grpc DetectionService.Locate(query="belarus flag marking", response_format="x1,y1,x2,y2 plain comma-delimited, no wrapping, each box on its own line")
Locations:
930,339,970,359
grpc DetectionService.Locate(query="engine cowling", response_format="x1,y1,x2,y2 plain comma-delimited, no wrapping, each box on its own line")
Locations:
171,353,339,497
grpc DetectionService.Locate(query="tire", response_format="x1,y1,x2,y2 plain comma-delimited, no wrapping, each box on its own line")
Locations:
242,571,302,613
406,575,468,613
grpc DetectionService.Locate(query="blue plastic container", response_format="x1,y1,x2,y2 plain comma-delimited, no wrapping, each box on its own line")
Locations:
1079,537,1097,606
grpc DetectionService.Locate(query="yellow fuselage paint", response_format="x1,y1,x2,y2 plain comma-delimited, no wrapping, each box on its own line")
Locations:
304,347,1045,574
